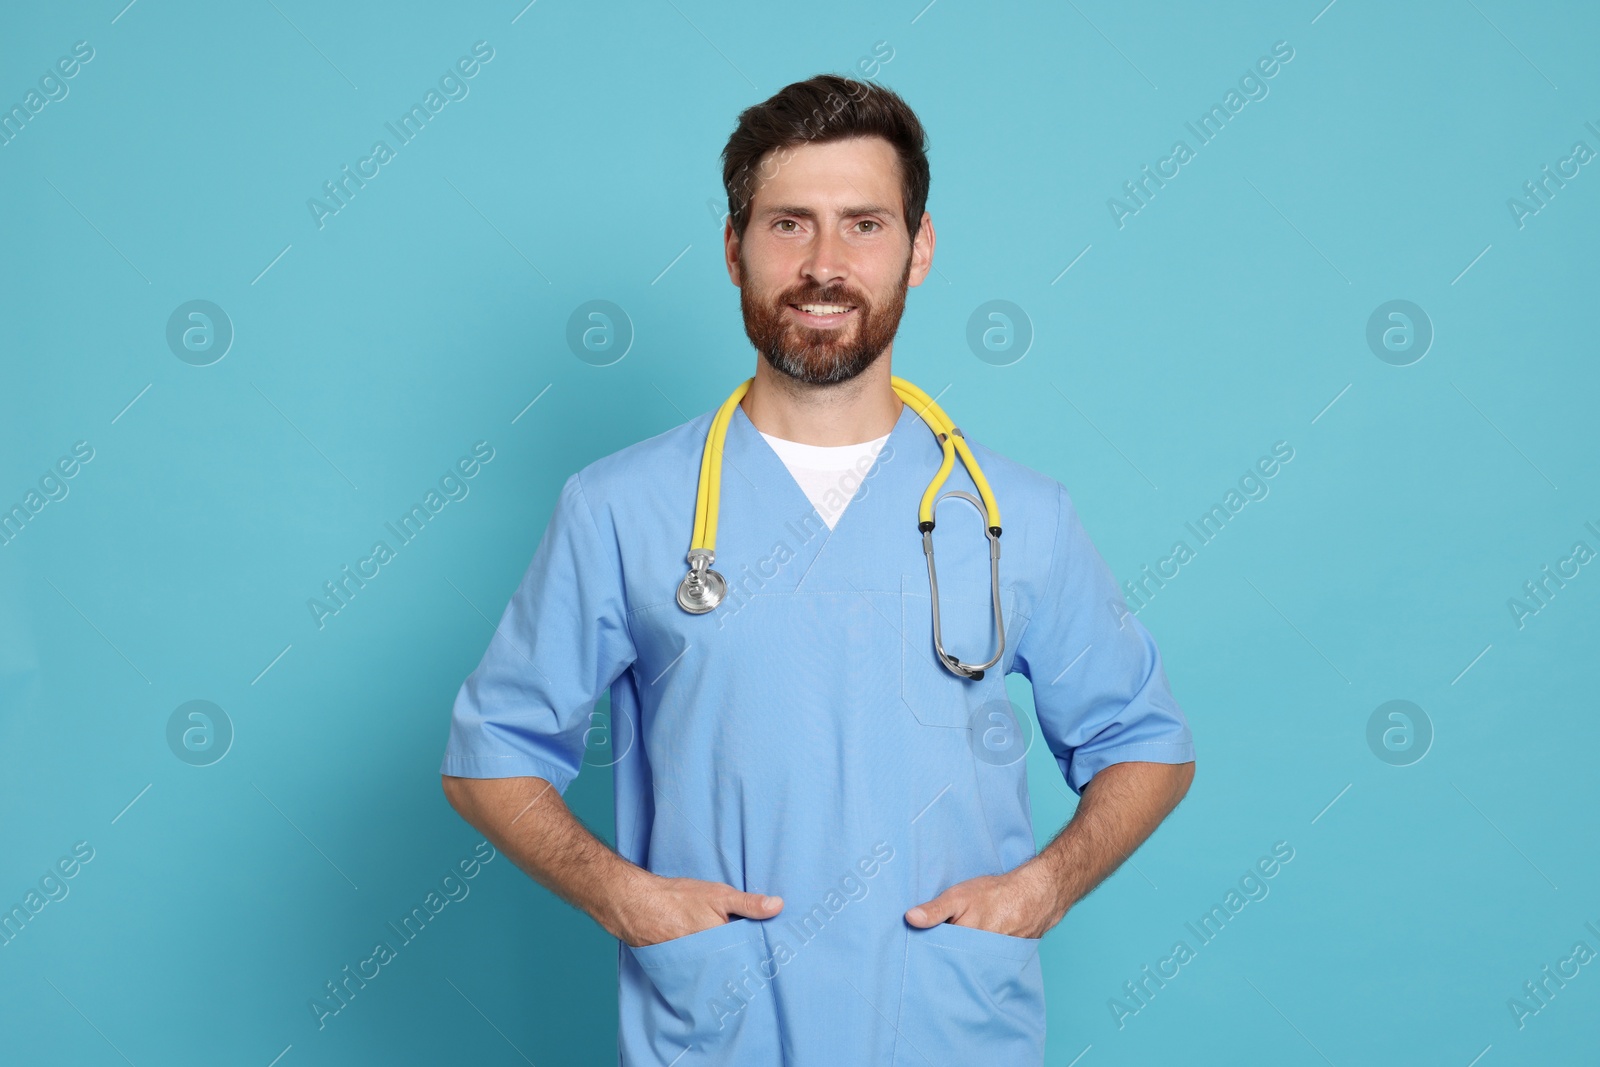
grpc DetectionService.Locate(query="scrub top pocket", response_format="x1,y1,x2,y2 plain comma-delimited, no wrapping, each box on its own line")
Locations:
626,917,781,1062
894,921,1046,1066
900,575,1017,729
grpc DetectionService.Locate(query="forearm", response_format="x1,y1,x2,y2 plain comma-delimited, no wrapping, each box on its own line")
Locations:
441,774,647,940
1017,759,1194,927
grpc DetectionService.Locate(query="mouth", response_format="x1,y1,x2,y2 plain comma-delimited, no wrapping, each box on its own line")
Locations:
786,302,858,328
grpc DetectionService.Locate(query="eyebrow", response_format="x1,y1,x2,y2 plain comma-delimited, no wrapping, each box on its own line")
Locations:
760,204,897,221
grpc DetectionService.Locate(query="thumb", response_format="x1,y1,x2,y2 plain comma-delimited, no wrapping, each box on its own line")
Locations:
905,893,955,928
731,891,784,919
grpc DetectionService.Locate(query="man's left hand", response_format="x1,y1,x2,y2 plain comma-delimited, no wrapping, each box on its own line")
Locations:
903,863,1062,939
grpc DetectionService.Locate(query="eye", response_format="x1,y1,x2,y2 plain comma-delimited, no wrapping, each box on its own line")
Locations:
855,220,879,233
776,219,799,232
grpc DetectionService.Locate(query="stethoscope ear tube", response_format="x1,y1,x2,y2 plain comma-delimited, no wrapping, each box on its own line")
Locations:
922,490,1005,680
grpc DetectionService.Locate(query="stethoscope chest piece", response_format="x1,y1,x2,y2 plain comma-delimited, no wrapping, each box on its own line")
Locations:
676,549,727,614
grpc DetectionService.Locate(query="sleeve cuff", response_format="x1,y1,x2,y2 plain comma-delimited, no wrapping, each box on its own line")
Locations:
1063,739,1196,796
439,751,578,794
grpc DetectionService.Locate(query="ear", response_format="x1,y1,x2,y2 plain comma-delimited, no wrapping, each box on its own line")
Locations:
907,211,935,288
724,216,743,287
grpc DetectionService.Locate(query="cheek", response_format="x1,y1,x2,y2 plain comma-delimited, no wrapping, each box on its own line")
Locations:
743,257,801,301
859,262,910,308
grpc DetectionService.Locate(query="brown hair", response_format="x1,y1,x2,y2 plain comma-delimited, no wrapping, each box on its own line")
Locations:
720,74,930,241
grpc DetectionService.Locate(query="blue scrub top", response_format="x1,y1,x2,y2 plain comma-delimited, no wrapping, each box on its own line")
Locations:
441,396,1194,1065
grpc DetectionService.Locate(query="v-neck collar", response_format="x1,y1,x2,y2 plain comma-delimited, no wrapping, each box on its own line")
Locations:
729,395,920,538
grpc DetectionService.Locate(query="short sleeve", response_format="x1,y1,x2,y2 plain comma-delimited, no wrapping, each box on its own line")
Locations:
1010,482,1194,794
440,471,637,794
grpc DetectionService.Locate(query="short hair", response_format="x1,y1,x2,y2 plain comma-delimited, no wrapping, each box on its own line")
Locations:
720,74,930,241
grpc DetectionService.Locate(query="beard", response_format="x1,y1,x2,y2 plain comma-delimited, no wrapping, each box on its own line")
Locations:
739,251,913,386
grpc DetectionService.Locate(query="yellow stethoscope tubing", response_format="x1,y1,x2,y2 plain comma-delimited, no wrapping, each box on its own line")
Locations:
689,375,1000,554
889,376,1002,532
691,377,753,552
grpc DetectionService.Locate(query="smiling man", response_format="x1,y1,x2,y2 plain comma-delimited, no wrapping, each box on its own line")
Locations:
441,74,1195,1064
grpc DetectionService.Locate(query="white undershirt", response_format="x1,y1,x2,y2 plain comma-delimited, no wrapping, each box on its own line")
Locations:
759,431,890,530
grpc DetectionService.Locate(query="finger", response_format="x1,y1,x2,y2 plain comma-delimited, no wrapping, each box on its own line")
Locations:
727,891,783,919
905,894,957,927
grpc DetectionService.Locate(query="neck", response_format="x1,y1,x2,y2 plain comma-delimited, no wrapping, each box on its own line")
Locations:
740,356,903,446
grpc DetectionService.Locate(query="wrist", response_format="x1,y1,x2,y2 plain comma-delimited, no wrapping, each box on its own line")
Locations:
1011,858,1070,929
595,862,656,942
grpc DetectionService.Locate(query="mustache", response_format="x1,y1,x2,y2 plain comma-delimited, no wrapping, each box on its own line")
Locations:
781,287,866,308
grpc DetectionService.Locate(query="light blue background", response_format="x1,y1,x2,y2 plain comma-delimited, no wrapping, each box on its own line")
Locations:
3,1,1596,1063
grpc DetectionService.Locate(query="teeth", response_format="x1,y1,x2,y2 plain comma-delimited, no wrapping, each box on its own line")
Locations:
797,304,853,315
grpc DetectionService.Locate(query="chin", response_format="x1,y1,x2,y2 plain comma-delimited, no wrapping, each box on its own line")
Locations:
770,348,877,386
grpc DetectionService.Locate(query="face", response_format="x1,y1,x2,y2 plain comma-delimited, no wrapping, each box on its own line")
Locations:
726,135,933,386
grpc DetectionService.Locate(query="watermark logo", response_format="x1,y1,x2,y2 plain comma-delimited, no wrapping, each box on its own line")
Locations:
1365,699,1431,766
967,698,1033,767
582,700,636,768
166,300,234,366
566,300,633,366
167,700,234,766
966,300,1032,366
1365,300,1432,366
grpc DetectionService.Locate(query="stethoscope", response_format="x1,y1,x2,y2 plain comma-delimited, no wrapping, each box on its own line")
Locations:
676,375,1006,680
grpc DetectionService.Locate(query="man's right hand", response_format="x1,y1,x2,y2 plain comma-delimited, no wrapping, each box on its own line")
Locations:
440,776,784,951
616,874,784,949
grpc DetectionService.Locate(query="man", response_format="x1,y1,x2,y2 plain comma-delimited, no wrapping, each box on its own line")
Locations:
441,74,1194,1065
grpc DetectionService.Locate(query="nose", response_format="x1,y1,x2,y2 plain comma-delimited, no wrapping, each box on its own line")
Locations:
800,223,848,293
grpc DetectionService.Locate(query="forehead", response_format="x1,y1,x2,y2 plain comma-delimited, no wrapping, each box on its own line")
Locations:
749,135,903,215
